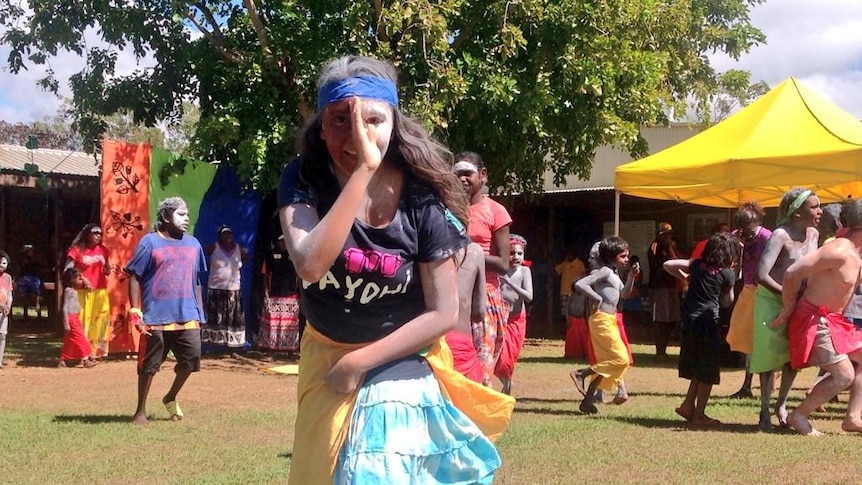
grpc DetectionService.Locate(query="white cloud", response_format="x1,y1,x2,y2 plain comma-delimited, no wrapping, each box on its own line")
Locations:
709,0,862,118
0,21,157,123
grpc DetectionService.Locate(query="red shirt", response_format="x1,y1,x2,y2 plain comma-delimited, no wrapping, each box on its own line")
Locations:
467,195,512,286
690,239,708,260
68,244,110,289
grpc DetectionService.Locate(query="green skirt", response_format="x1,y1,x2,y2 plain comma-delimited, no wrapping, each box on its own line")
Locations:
749,285,789,373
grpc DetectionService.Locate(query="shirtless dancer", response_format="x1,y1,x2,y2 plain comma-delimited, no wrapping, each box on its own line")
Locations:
446,242,487,383
772,199,862,436
570,236,639,414
751,188,822,431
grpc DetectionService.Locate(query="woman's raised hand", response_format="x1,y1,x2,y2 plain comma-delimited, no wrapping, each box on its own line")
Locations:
350,97,383,174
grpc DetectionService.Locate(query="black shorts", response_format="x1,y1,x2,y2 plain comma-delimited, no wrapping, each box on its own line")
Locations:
137,328,202,375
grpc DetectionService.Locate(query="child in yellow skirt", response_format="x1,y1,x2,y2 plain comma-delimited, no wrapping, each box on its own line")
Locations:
570,236,639,414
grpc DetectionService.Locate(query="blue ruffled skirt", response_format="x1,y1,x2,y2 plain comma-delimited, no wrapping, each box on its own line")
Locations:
334,373,500,484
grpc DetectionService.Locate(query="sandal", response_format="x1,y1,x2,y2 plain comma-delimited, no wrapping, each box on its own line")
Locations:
569,370,586,397
164,400,184,421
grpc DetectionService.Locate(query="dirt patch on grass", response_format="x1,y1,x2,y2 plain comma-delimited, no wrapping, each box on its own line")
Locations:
0,324,299,418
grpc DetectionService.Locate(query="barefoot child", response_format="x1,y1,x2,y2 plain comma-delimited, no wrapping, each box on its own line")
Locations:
495,234,533,394
570,236,638,414
665,233,738,426
58,268,98,368
773,199,862,436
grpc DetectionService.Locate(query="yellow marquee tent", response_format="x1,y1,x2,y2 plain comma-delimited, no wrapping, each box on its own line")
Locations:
615,77,862,208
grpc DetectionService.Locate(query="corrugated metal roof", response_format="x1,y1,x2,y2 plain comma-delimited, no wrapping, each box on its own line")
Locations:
541,124,703,193
0,144,100,178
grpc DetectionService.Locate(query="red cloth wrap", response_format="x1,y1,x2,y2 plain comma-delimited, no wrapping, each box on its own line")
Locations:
60,314,92,360
616,312,635,365
789,297,862,370
495,309,527,381
444,331,484,383
564,316,590,360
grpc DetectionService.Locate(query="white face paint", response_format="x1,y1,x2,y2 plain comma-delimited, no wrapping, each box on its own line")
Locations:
0,257,7,272
169,205,190,234
510,244,525,266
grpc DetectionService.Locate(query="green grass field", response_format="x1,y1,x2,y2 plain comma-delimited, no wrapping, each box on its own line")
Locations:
2,334,861,484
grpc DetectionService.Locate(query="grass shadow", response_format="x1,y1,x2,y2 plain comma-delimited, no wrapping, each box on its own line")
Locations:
515,397,574,405
628,391,687,399
513,406,580,416
278,453,293,460
607,415,763,434
53,414,134,424
517,356,575,365
7,331,62,368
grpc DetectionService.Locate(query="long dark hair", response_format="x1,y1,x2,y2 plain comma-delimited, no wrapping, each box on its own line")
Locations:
69,223,101,251
296,55,468,227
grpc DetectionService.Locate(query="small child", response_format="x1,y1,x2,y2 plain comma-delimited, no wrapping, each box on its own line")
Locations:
664,233,738,426
0,251,12,368
496,234,534,395
570,236,639,414
58,268,98,368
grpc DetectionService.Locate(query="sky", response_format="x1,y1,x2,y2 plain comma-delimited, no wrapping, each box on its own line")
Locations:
708,0,862,119
0,0,861,123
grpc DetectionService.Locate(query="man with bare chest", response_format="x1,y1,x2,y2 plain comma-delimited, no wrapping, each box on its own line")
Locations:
772,199,862,435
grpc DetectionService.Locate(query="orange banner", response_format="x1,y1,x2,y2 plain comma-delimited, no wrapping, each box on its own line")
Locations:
101,140,151,354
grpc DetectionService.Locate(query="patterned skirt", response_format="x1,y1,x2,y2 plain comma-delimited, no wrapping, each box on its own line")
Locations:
257,293,300,352
478,285,509,385
334,373,500,484
202,288,247,348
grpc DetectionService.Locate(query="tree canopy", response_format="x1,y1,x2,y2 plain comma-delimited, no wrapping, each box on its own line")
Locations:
0,0,765,192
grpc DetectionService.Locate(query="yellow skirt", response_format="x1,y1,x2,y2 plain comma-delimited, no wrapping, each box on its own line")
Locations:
78,288,111,357
588,310,630,391
726,285,756,354
288,324,515,485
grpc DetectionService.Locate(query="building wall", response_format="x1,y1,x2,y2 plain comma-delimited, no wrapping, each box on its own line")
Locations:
1,181,100,323
501,191,780,339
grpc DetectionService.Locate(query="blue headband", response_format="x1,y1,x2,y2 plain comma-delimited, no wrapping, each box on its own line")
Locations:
778,189,813,226
317,76,399,110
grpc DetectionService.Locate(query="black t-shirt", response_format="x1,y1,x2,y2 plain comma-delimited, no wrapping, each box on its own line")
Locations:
682,259,735,321
278,159,468,344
